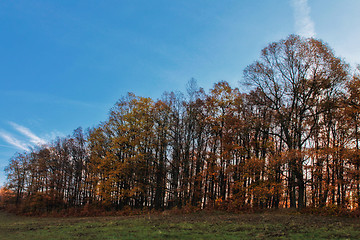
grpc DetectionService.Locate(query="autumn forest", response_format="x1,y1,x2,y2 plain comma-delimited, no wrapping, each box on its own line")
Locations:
2,35,360,214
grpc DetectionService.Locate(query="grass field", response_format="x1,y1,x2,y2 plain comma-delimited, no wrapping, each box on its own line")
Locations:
0,210,359,239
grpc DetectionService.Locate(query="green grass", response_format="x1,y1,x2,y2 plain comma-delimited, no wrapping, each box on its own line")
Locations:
0,210,359,239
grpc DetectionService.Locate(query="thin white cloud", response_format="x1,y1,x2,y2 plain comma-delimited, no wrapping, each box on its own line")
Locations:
291,0,315,37
0,131,30,151
9,122,47,145
44,130,65,141
0,90,103,109
0,144,20,150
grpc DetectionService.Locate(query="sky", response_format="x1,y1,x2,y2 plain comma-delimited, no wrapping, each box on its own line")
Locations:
1,0,360,186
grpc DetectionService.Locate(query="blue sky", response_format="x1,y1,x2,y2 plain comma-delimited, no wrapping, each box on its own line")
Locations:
1,0,360,186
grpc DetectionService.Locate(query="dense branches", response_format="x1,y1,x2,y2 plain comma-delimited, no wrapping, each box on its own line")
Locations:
3,35,360,213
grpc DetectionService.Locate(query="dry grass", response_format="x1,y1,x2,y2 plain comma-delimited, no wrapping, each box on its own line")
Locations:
1,209,359,239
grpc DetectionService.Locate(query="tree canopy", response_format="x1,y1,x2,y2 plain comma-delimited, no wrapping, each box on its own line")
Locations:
2,35,360,214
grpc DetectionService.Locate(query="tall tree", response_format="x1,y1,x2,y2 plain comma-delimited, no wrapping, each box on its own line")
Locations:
244,35,348,208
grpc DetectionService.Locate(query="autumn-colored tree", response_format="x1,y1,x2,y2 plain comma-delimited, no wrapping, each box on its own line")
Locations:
4,35,360,214
244,35,348,208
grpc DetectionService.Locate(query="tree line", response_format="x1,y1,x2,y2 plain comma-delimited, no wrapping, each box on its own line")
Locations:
2,35,360,213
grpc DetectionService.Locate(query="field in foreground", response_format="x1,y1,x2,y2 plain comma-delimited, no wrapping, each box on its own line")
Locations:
0,210,359,239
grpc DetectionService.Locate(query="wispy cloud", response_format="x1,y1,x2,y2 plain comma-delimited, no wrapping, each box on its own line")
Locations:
291,0,315,37
0,131,30,151
0,90,103,109
0,122,49,152
0,144,20,150
43,130,65,141
9,122,47,145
